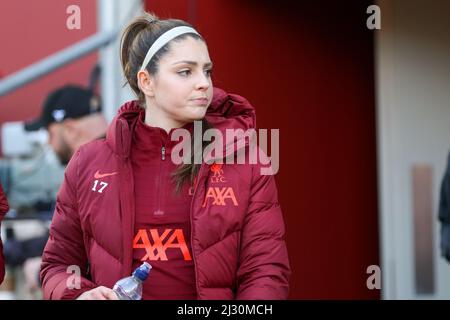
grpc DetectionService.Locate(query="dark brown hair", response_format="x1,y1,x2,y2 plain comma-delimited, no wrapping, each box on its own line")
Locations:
120,12,213,194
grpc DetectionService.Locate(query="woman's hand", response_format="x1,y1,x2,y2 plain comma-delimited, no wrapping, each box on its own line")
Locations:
76,286,119,300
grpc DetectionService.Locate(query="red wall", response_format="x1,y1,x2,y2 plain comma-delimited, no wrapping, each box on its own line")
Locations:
145,0,380,299
0,1,97,125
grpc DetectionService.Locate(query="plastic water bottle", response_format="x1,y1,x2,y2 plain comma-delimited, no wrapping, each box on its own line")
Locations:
113,262,152,300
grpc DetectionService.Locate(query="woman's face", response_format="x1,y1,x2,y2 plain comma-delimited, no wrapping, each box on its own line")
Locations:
148,36,213,123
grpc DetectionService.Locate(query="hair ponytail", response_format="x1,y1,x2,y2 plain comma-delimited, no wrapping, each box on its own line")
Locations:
120,12,158,106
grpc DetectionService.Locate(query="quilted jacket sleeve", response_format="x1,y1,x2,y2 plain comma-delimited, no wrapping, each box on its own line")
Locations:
40,150,96,299
235,162,291,299
0,183,9,284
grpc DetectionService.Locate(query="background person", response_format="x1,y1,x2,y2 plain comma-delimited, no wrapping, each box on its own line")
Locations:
0,182,10,284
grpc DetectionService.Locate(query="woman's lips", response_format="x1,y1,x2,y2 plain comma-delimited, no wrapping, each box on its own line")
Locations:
191,98,209,105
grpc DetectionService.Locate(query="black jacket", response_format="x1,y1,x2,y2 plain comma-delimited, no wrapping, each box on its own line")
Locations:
439,151,450,261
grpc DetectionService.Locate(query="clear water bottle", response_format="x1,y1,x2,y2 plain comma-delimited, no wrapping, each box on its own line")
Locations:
113,262,152,300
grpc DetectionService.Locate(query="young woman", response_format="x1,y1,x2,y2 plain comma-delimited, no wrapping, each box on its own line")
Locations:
40,12,290,300
0,182,9,285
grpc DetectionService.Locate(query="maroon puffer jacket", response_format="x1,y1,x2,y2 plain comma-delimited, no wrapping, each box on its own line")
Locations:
40,87,291,299
0,183,9,284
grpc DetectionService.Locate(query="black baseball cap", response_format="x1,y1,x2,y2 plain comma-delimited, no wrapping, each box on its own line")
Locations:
25,85,102,131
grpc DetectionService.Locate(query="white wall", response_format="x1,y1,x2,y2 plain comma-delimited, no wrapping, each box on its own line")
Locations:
376,0,450,299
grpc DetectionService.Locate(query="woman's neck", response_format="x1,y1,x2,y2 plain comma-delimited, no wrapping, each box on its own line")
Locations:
144,104,186,133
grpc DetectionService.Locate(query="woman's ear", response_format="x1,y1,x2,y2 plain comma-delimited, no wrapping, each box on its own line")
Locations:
137,70,155,97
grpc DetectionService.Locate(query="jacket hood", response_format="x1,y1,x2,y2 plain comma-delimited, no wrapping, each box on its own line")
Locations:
106,87,256,160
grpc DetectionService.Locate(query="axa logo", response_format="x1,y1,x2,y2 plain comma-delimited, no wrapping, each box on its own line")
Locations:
133,229,192,261
202,187,238,207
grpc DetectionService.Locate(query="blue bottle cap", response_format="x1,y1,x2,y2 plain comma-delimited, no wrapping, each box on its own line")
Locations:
133,262,152,282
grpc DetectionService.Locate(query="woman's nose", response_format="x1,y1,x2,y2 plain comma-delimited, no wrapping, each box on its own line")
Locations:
195,73,210,90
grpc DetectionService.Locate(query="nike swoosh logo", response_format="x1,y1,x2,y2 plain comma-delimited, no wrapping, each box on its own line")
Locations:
94,170,118,179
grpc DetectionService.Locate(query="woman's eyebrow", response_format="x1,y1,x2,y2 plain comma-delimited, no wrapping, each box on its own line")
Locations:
172,60,213,67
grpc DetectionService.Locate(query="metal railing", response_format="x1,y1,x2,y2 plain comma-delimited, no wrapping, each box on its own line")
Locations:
0,29,119,97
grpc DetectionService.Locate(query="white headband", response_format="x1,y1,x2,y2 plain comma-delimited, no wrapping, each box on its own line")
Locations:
139,26,201,72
